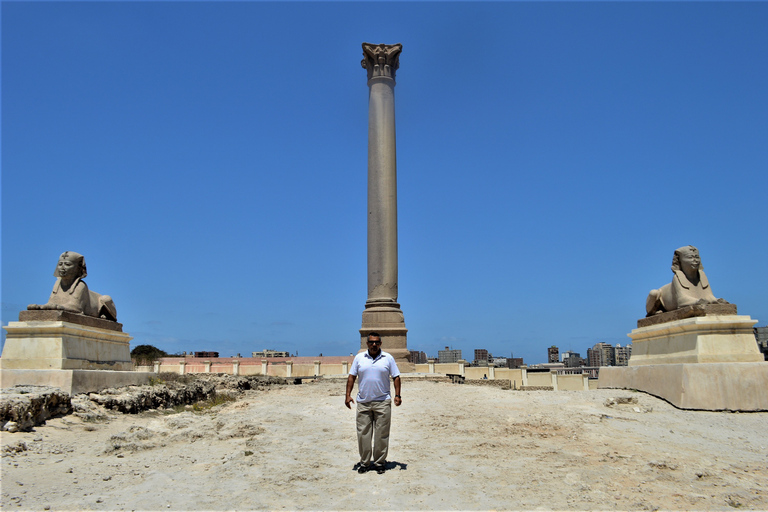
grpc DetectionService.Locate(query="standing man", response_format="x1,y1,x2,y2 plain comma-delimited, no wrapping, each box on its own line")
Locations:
345,332,402,474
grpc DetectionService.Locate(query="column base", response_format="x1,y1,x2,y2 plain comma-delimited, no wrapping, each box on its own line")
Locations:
360,300,413,372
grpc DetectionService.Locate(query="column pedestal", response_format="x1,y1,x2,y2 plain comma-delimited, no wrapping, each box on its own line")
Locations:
360,300,411,369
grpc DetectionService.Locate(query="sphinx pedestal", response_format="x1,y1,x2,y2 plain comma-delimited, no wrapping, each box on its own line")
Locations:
599,314,767,411
1,311,151,395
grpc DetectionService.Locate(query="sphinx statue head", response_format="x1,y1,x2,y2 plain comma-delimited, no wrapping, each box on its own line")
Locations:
53,251,87,280
645,245,728,316
28,251,117,321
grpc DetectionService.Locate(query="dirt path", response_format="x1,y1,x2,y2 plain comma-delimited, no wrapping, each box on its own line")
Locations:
2,379,767,510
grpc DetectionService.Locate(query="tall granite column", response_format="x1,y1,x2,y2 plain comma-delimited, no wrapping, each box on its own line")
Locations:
358,42,410,368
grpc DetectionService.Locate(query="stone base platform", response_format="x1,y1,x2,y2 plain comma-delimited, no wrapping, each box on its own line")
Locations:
0,369,152,395
629,315,761,366
2,313,133,371
598,362,768,411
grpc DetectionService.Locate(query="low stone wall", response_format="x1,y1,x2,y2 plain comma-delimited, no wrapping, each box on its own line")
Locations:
1,374,291,431
1,386,72,432
415,363,592,391
465,379,511,390
153,358,352,378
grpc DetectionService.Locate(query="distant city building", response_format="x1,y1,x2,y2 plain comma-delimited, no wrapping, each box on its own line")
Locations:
474,349,490,366
614,344,632,366
586,342,631,367
490,356,507,367
755,326,768,361
409,350,427,364
194,351,219,358
561,351,584,368
252,349,290,358
438,346,462,363
507,356,524,369
548,345,559,364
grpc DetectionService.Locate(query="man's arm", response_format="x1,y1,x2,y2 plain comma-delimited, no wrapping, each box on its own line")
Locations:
393,375,402,406
345,374,356,409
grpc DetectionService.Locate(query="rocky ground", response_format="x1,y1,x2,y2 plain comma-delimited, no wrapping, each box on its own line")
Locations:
1,377,767,511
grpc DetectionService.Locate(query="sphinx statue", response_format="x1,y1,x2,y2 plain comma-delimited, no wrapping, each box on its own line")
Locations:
27,251,117,321
645,245,728,317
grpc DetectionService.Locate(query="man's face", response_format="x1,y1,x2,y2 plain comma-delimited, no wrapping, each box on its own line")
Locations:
367,336,382,357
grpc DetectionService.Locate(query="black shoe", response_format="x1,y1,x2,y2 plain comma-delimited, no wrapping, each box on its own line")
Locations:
357,465,369,474
374,465,385,474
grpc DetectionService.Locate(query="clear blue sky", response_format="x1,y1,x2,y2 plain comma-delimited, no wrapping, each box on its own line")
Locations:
2,2,767,364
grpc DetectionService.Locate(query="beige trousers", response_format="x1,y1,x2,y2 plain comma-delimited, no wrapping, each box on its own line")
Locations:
356,399,392,466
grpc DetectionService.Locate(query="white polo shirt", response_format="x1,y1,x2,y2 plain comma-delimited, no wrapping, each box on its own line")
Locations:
350,350,400,403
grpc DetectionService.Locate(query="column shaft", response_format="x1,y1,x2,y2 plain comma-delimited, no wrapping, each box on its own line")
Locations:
367,77,398,302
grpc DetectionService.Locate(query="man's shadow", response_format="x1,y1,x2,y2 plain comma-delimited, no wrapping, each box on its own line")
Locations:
353,461,407,473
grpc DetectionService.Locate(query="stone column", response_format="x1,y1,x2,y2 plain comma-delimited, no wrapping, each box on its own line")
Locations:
232,360,240,376
428,359,435,373
342,360,349,375
285,361,293,378
358,42,410,368
261,359,268,375
314,360,321,376
204,361,211,373
179,361,186,375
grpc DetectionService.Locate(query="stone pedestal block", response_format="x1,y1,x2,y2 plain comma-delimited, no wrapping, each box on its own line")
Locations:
628,315,762,366
0,369,151,396
599,363,768,411
2,320,134,371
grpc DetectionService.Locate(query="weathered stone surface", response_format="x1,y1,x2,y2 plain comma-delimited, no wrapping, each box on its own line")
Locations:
599,362,768,411
88,380,217,413
638,303,738,328
629,315,761,365
0,386,72,432
19,309,123,331
1,321,133,371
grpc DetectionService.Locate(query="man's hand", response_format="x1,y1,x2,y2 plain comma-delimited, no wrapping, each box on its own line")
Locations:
345,374,357,409
394,396,402,406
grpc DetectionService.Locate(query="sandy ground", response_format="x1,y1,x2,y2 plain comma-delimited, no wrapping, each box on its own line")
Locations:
2,378,767,511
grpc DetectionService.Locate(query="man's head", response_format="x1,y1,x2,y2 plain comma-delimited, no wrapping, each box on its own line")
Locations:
54,251,87,280
366,332,382,357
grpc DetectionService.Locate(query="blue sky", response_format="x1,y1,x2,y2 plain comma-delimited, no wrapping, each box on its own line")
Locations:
2,1,767,364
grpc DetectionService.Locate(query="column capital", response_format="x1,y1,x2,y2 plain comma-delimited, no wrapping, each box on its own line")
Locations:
361,42,402,81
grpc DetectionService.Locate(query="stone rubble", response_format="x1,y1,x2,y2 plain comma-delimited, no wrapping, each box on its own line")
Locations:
1,374,289,431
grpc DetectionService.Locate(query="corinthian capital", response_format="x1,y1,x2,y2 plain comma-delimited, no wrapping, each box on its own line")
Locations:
361,42,402,81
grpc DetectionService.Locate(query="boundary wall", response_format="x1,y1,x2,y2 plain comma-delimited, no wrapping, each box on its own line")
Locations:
135,357,598,390
414,362,597,390
137,357,354,378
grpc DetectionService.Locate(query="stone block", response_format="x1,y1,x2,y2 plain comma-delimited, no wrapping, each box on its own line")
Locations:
628,315,761,366
598,363,768,411
638,303,737,328
0,369,151,396
2,320,133,371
